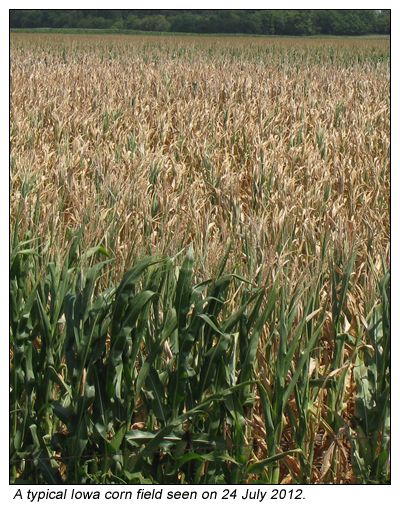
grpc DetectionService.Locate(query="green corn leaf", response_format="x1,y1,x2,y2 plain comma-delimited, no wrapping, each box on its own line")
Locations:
34,449,63,484
134,337,166,407
110,289,156,362
176,451,238,468
145,366,171,424
129,381,253,469
239,276,279,389
332,250,358,340
51,401,75,424
112,256,156,335
175,245,194,333
281,316,325,413
247,449,303,475
199,332,230,394
80,260,111,323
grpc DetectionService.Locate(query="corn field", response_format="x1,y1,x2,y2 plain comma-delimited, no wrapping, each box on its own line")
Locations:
10,33,390,484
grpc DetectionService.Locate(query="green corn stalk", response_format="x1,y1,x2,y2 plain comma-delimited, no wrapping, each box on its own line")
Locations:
325,250,358,428
256,273,327,483
11,238,388,483
350,270,390,483
122,245,269,483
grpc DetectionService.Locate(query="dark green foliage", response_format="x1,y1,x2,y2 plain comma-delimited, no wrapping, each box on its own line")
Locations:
10,242,266,483
10,238,390,483
10,9,390,36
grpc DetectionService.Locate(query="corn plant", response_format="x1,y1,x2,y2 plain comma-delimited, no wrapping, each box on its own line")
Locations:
10,243,276,483
349,270,390,483
10,33,390,484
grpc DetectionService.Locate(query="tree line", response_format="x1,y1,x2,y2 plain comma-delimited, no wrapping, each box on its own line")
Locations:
10,9,390,36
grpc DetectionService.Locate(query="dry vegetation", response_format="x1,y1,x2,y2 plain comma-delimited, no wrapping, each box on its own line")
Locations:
10,34,389,280
10,33,390,484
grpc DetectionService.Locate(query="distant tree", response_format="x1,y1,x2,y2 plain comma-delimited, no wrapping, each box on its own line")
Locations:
242,12,263,34
91,17,110,29
112,18,124,30
110,10,124,22
169,13,203,33
284,10,313,36
125,14,139,30
50,11,74,29
77,17,94,29
374,9,390,34
95,10,116,20
137,14,170,32
216,10,241,33
260,10,275,35
10,10,22,28
9,8,390,35
312,10,337,35
358,9,376,33
273,10,286,35
17,10,43,28
330,10,363,35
